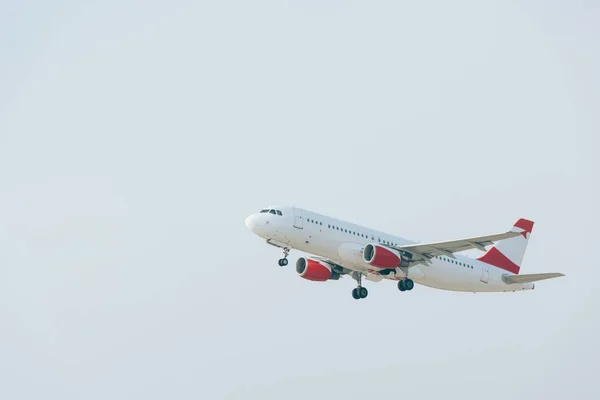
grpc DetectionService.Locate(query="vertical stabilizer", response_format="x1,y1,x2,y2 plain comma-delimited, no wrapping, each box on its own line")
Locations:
477,219,534,274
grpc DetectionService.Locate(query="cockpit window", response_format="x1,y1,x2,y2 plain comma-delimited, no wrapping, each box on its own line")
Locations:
260,208,283,215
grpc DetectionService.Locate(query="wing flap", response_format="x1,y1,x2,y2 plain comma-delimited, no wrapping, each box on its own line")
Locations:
396,231,521,262
502,273,565,284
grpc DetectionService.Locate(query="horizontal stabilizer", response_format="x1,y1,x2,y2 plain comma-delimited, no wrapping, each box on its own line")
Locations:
503,273,565,284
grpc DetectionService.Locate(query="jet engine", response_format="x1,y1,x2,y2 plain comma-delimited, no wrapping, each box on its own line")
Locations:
296,257,340,281
363,244,409,269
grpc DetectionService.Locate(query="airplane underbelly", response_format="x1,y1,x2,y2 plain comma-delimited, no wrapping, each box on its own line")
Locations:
420,264,482,292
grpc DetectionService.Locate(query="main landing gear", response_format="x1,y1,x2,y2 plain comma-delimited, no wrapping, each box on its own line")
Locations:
278,247,290,267
351,272,368,300
398,279,415,292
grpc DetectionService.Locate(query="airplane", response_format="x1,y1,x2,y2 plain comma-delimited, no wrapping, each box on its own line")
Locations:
245,206,564,299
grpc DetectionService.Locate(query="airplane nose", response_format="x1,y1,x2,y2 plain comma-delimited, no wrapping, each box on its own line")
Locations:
245,214,259,232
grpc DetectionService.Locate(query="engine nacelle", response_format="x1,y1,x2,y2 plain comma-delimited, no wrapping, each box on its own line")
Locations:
363,243,409,269
296,257,340,281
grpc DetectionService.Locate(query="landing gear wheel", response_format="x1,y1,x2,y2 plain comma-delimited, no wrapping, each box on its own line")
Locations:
351,272,368,300
358,287,368,299
398,280,407,291
404,279,414,291
278,247,290,267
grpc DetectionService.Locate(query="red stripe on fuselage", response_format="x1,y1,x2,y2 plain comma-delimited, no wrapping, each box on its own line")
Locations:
477,247,521,274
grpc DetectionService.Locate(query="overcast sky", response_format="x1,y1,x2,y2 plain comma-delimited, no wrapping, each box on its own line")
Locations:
1,1,599,399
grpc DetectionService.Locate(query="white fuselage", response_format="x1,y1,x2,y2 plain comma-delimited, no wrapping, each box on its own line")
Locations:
245,206,534,293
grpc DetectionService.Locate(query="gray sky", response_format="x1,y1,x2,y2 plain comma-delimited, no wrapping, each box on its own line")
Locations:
1,1,599,399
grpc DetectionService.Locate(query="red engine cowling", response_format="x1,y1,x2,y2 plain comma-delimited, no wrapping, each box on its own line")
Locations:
363,244,408,269
296,257,334,281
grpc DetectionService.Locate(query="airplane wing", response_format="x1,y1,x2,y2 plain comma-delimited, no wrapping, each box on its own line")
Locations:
394,231,522,265
502,273,565,284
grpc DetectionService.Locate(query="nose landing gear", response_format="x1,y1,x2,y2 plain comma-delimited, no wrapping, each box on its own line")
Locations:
278,247,290,267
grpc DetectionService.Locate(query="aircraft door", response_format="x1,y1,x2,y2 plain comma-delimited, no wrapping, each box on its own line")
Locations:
480,266,489,283
293,208,303,229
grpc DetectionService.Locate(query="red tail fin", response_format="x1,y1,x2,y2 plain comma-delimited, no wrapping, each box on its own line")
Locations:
477,218,534,275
